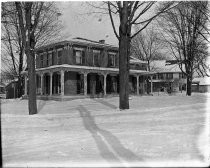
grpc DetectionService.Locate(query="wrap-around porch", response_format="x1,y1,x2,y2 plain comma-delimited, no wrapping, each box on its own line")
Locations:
23,65,154,97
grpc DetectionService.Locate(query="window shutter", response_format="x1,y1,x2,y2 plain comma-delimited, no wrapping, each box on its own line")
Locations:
43,52,47,67
115,53,119,67
73,49,76,64
36,54,39,68
82,50,85,65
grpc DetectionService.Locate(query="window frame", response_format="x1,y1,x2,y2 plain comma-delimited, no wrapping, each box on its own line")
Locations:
166,73,173,79
158,73,164,80
57,48,62,65
74,47,84,65
75,50,83,65
93,50,100,66
108,52,116,67
48,51,52,66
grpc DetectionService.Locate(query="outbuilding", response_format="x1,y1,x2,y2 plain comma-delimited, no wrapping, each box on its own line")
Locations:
192,77,210,92
5,80,19,99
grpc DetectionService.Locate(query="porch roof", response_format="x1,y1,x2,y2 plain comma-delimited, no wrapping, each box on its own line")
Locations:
33,64,155,75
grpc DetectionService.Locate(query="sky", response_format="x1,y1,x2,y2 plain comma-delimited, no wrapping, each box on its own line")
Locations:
57,1,119,46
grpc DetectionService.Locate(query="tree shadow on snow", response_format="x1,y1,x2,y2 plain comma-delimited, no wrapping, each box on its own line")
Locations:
93,99,117,109
37,100,46,113
77,105,142,166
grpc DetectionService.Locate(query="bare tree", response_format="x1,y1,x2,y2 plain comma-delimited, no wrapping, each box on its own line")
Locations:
13,2,62,114
131,26,167,94
106,1,177,109
158,1,210,96
131,26,166,71
1,2,62,100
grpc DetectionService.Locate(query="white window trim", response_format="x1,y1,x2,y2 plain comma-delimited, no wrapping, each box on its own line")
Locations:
75,50,83,64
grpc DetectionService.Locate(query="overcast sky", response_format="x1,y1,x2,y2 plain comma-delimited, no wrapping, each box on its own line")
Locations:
57,1,119,45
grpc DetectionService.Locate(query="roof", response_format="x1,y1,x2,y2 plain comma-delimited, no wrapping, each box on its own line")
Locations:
192,77,210,85
36,37,118,52
5,80,18,88
130,56,147,64
150,60,182,73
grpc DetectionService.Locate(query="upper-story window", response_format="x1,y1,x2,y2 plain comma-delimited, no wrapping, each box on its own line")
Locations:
48,51,52,66
76,50,82,64
57,49,62,65
93,50,100,66
74,47,84,65
179,73,186,79
166,73,173,79
153,75,157,80
158,73,164,80
46,53,49,66
40,54,44,68
108,52,116,67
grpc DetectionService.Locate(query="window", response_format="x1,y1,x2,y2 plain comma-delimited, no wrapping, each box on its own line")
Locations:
48,52,52,66
40,54,44,67
57,49,62,64
153,75,157,80
108,53,116,67
75,50,82,64
46,53,49,66
93,50,100,66
166,73,173,79
179,73,186,79
158,73,164,79
73,47,84,65
52,51,55,65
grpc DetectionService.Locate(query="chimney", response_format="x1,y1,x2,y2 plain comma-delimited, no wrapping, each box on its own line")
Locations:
99,40,105,44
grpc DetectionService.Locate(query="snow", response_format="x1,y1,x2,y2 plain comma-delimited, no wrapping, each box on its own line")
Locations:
1,93,210,167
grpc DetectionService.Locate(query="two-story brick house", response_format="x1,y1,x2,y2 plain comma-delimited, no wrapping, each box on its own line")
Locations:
22,38,154,99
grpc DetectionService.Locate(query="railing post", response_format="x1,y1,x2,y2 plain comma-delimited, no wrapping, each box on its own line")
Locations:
50,72,53,96
136,75,139,95
103,73,107,96
61,70,65,96
83,72,88,96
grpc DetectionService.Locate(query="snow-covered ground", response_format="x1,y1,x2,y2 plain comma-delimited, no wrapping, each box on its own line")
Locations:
1,93,210,167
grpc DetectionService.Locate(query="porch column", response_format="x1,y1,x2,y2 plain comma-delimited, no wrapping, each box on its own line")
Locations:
83,72,88,96
40,73,43,95
150,75,153,94
136,75,139,95
24,75,27,96
61,70,65,96
50,72,53,96
103,73,107,96
142,76,145,94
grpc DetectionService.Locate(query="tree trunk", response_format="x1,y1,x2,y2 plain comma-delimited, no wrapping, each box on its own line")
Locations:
25,3,37,115
119,35,130,109
186,76,192,96
26,43,37,114
119,3,130,109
